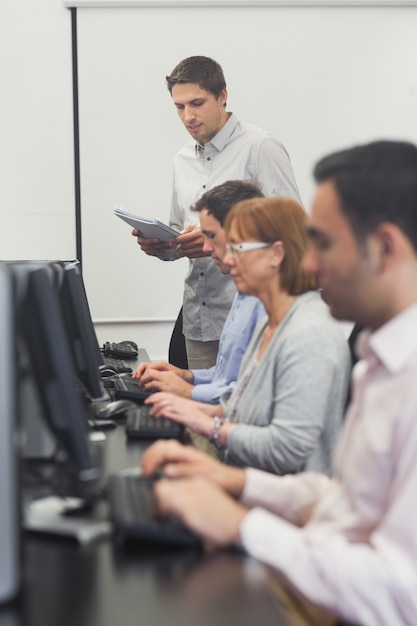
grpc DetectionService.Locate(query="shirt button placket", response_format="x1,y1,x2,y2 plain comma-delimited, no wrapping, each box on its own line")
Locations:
202,150,213,191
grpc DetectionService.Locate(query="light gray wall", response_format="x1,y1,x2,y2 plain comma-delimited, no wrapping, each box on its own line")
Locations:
1,0,74,260
2,0,417,358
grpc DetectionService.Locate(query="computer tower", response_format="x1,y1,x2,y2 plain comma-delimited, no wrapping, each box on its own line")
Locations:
0,263,21,603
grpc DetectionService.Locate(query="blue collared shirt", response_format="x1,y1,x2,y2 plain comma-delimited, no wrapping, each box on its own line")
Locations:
190,293,266,404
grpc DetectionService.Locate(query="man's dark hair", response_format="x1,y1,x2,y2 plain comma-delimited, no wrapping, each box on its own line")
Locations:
314,140,417,250
166,56,226,98
192,180,264,226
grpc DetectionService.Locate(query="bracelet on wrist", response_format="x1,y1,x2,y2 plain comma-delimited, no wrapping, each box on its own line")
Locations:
210,415,224,446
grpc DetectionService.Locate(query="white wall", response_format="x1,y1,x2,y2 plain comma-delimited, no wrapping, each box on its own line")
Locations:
1,0,75,260
0,0,177,358
2,0,417,359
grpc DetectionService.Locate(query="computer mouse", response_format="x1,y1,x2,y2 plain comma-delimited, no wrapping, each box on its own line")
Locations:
119,340,138,350
94,400,137,421
98,365,118,377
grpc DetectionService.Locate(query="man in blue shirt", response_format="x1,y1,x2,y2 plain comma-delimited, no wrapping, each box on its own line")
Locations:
132,180,265,404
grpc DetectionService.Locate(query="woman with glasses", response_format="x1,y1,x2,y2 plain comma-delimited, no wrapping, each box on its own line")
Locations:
146,196,351,476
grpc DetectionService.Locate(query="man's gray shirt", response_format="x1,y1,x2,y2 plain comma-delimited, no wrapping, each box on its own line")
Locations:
162,113,302,342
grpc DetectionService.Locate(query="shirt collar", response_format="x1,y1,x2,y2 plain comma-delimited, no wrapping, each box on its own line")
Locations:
194,113,239,156
358,302,417,373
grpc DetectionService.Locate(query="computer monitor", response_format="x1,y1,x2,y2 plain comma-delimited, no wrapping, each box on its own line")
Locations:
57,262,104,401
17,265,100,495
10,261,68,461
0,262,20,603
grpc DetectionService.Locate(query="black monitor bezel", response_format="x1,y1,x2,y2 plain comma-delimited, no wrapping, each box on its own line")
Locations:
0,262,21,602
18,266,99,485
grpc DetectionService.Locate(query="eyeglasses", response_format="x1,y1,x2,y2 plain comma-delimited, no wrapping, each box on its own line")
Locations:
225,242,272,256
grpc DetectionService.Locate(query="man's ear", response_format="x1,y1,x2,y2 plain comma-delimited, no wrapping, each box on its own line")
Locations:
219,88,228,107
369,223,398,272
375,224,395,257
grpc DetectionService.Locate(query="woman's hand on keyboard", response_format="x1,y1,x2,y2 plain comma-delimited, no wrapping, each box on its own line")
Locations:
146,392,220,418
145,392,216,431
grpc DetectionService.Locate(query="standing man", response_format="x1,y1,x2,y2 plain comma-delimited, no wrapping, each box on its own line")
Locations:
132,179,266,404
133,56,301,369
141,140,417,626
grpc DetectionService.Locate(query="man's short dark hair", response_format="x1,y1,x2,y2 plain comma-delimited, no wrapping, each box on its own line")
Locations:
314,140,417,250
192,180,264,226
166,56,226,98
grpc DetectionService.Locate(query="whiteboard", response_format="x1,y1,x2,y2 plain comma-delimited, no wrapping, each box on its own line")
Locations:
75,3,417,322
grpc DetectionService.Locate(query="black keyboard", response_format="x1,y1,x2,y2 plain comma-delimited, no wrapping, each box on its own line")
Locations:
125,404,183,440
103,356,132,374
103,341,138,360
107,467,201,547
103,374,152,403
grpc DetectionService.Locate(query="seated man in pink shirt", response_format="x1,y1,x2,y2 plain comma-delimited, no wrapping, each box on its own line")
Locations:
141,140,417,626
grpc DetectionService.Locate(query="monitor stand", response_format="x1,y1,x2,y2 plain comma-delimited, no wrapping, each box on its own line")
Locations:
24,496,112,545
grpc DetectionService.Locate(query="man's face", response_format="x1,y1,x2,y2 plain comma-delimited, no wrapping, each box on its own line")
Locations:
171,83,228,145
304,180,381,326
199,209,230,274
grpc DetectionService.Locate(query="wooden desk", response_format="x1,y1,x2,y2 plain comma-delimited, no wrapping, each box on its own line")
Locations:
2,428,296,626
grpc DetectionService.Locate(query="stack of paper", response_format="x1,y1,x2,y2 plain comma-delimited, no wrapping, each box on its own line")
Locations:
114,207,180,241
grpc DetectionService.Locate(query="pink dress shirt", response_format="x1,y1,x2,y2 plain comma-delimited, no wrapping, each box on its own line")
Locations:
240,302,417,626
